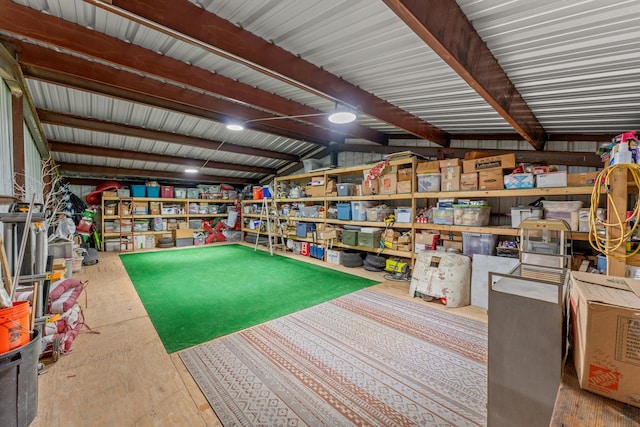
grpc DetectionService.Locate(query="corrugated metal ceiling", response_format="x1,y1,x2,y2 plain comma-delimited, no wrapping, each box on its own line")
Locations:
2,0,638,185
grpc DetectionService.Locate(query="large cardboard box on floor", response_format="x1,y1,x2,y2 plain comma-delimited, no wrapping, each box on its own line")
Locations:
569,271,640,408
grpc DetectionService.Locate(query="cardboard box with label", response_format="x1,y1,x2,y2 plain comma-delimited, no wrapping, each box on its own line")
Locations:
569,271,640,408
479,169,504,190
504,173,535,189
462,153,516,174
537,171,568,188
379,173,397,194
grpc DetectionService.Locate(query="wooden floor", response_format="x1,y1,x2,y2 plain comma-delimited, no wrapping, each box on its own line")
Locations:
31,243,489,427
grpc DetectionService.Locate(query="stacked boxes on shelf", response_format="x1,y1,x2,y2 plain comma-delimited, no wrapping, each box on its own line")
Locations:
440,158,461,191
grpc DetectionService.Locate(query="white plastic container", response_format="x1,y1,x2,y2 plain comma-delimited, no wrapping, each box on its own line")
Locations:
394,207,412,223
510,206,543,228
351,201,374,221
462,232,499,258
542,200,583,231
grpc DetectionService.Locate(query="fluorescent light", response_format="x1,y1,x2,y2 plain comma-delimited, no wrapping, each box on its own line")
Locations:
185,168,198,173
226,123,244,131
328,103,357,124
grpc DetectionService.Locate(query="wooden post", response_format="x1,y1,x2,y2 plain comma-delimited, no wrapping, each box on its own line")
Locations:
607,167,628,277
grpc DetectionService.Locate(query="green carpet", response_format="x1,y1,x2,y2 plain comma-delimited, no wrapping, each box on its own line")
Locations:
120,244,378,352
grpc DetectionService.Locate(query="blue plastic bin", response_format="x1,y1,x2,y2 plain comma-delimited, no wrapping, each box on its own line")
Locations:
337,203,352,220
146,186,160,198
130,185,146,197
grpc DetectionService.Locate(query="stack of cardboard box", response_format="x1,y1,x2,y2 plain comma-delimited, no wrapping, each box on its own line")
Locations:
463,153,516,190
440,158,462,191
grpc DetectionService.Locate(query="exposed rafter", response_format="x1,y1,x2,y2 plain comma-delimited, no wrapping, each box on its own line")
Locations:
48,141,277,176
56,163,254,185
37,110,298,162
384,0,547,150
86,0,447,145
0,0,387,146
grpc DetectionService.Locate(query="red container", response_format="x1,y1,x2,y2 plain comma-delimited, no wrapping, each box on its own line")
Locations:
300,242,310,256
253,186,263,200
161,186,174,198
0,301,30,353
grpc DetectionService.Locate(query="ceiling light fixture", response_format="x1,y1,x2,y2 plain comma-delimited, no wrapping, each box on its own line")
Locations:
184,168,198,173
226,103,358,131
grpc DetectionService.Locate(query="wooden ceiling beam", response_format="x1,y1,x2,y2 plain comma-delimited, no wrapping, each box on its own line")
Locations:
1,1,385,145
332,144,603,168
37,110,299,162
48,141,276,175
89,0,446,145
56,163,255,185
384,0,547,151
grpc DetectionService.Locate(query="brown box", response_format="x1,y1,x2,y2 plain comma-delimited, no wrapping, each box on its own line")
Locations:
568,171,600,187
398,234,412,244
460,172,478,191
149,201,161,215
103,191,117,198
361,179,379,195
439,158,462,168
415,232,439,246
382,230,400,241
177,221,189,229
305,184,325,197
478,169,504,190
570,272,640,408
442,240,463,250
396,180,412,194
398,167,413,182
396,244,412,252
416,161,441,174
462,153,516,174
174,228,196,239
326,179,337,193
379,173,397,194
441,166,461,192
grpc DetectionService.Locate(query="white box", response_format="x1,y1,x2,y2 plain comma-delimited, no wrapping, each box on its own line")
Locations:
536,171,568,188
394,207,412,223
326,249,342,265
133,235,146,250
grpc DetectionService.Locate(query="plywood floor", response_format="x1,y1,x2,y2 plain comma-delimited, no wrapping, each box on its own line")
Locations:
30,243,487,427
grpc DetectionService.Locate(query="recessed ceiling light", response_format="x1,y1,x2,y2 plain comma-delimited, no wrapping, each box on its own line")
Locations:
185,168,198,173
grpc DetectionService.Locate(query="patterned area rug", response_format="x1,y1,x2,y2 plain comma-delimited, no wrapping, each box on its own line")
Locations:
180,289,488,426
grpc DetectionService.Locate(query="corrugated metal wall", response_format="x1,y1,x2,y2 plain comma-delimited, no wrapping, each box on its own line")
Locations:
23,124,44,204
0,80,13,213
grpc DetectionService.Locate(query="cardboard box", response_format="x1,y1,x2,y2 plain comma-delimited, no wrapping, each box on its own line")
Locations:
536,171,568,188
415,232,439,246
174,228,196,239
398,167,413,182
439,158,462,168
396,180,412,194
463,153,516,174
568,171,600,187
398,234,412,244
478,169,504,190
504,173,535,189
460,172,478,191
441,166,461,191
305,184,325,197
416,161,441,174
103,191,117,198
396,244,412,252
379,173,397,194
570,272,640,407
361,179,379,195
382,229,400,241
149,201,161,215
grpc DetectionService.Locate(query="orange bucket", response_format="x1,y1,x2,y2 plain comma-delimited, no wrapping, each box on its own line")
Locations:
253,186,264,200
0,301,30,353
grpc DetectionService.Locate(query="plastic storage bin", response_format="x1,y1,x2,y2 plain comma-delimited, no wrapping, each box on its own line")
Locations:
462,232,499,258
453,205,491,226
161,186,174,198
300,205,319,218
417,173,441,192
394,207,412,223
296,222,316,238
541,200,583,231
187,188,199,199
337,203,352,220
337,183,356,197
174,188,186,198
351,201,374,221
146,186,160,198
366,206,394,222
432,207,454,225
130,184,146,197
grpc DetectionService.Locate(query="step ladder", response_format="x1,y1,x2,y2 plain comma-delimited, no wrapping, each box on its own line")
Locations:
254,187,287,256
